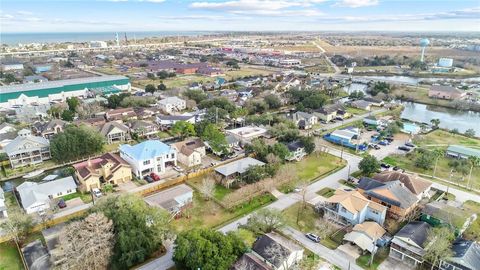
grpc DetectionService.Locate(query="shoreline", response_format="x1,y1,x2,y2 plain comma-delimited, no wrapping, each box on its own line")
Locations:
350,72,480,79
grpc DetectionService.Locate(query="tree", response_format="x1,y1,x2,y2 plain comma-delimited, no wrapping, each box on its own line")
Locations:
368,82,391,96
157,83,167,91
299,136,316,154
50,125,105,162
467,156,480,189
415,150,434,170
145,84,156,94
93,194,171,270
201,123,227,154
184,89,207,104
107,93,130,109
170,120,196,139
66,97,80,112
424,227,454,270
432,149,445,178
359,154,380,175
264,94,282,109
430,118,441,129
465,128,476,138
174,229,247,270
199,176,215,200
242,208,285,235
48,105,63,119
57,213,114,270
61,109,75,121
0,210,33,247
349,90,365,100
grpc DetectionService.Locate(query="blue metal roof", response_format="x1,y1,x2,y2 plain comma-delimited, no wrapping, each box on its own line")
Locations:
119,140,172,161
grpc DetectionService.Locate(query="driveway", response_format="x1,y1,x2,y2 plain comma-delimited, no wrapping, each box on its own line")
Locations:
338,243,362,259
136,241,174,270
378,257,412,270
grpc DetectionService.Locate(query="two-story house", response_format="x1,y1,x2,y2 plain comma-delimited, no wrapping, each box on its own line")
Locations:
32,119,68,139
105,107,137,121
287,111,318,130
357,177,420,219
321,189,387,226
390,221,431,267
73,153,132,192
128,120,159,138
119,140,177,177
285,141,307,161
372,171,432,200
97,122,130,144
158,96,186,114
4,129,51,169
172,138,206,167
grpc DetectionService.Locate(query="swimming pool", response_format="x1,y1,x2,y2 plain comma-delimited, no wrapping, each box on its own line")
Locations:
401,122,421,135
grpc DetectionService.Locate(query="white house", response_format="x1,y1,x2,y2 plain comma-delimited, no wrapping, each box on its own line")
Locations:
0,187,7,218
4,132,51,169
16,176,77,214
156,115,196,129
172,138,206,167
158,96,186,114
119,140,177,177
226,126,267,144
0,123,16,134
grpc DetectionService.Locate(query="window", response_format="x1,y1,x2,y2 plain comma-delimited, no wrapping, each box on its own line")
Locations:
57,192,62,196
340,207,346,213
143,160,151,165
67,189,72,193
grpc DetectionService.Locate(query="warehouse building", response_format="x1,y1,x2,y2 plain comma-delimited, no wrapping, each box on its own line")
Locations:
0,75,130,108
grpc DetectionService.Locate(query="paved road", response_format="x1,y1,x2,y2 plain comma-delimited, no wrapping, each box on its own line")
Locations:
318,108,388,132
136,242,175,270
282,226,363,270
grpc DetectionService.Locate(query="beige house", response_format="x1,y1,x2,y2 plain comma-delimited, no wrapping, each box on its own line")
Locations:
428,85,466,100
97,121,130,144
73,153,132,192
172,138,206,167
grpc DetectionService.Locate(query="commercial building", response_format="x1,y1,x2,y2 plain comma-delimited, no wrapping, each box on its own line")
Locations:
1,63,24,71
90,41,108,48
0,75,130,108
446,145,480,159
438,58,454,68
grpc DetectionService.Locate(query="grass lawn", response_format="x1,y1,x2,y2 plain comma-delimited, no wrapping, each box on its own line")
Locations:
356,247,389,270
279,153,346,193
282,203,345,249
60,192,93,203
346,106,368,115
338,179,357,189
0,241,23,270
171,192,275,232
317,187,335,198
383,152,480,191
233,228,257,247
224,67,273,81
414,130,480,148
187,176,233,201
463,200,480,241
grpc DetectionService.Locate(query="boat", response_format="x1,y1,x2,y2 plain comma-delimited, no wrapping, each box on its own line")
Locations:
23,169,45,179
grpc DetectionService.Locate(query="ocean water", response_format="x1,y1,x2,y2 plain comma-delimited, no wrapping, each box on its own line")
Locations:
0,31,217,46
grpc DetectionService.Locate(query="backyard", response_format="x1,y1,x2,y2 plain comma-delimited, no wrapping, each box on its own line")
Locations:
171,191,276,232
356,247,390,270
463,200,480,241
282,203,346,249
0,241,23,270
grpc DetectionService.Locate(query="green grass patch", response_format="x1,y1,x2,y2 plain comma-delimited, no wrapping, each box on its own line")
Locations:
317,187,335,198
187,176,233,201
463,200,480,241
346,106,368,115
0,241,23,270
279,153,346,193
339,179,357,188
232,228,257,247
414,129,480,148
282,203,344,249
356,247,389,270
60,192,93,203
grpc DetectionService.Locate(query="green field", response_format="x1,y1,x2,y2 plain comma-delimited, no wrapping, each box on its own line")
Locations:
317,187,336,198
0,241,23,270
224,67,273,81
171,192,275,232
279,153,346,193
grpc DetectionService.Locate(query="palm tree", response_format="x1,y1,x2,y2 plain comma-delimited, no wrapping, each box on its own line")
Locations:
430,118,440,129
432,148,445,178
467,156,480,189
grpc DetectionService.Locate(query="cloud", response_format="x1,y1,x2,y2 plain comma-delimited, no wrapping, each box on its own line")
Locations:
335,0,379,8
16,10,34,15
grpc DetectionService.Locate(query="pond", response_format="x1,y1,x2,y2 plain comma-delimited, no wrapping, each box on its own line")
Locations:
399,101,480,134
352,75,480,85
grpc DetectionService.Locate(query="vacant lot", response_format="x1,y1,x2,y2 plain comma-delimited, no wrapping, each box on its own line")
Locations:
171,191,275,232
413,130,480,147
224,67,273,81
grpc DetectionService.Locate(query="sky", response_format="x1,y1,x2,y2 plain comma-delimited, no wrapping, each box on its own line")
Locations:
1,0,480,33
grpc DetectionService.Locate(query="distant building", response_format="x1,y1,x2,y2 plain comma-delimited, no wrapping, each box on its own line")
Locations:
119,140,177,177
90,40,108,48
156,114,196,128
428,85,466,100
315,104,345,122
372,171,432,199
1,63,24,71
351,100,372,111
446,145,480,159
438,58,453,68
226,126,268,143
33,64,52,74
287,111,318,130
0,187,7,218
4,132,51,169
105,107,137,121
23,75,48,84
32,119,68,139
158,96,186,114
0,75,130,108
97,121,130,144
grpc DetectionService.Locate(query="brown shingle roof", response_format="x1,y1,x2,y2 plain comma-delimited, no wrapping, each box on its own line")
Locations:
373,171,432,195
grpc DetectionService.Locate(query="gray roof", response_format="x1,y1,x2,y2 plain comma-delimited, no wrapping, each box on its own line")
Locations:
4,135,50,155
289,111,315,122
395,221,430,248
226,134,240,145
447,238,480,270
17,176,77,209
33,119,68,134
215,157,265,177
252,232,302,268
98,121,129,136
144,184,193,212
447,145,480,158
359,178,418,209
0,75,128,94
157,114,194,121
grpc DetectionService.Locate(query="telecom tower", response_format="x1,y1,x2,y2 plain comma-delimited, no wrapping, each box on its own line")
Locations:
420,38,430,62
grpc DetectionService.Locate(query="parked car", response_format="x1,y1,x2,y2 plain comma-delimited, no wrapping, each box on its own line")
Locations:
92,188,102,198
385,137,394,143
405,142,416,148
398,146,411,151
378,140,388,146
305,233,321,243
393,166,400,171
150,172,160,181
380,163,391,169
58,199,66,209
173,166,184,172
144,175,154,183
